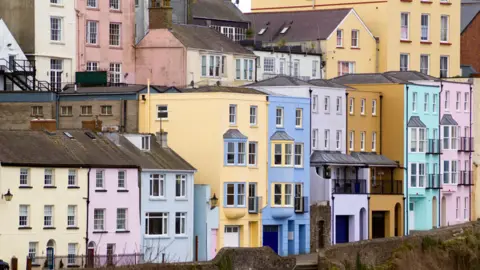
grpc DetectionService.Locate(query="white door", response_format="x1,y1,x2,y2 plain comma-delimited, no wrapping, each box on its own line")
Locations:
409,202,415,231
224,226,240,247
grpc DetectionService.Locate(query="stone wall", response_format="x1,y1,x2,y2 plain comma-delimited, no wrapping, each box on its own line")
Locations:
310,201,331,252
0,102,56,130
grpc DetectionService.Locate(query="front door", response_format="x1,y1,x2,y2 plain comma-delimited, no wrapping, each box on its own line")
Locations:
210,229,218,260
87,248,94,268
46,247,54,270
224,226,240,247
263,225,279,253
372,211,386,238
409,202,415,231
335,215,349,244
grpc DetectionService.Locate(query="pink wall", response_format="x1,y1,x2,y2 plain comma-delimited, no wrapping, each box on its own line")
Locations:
135,29,187,86
76,0,136,83
88,168,141,255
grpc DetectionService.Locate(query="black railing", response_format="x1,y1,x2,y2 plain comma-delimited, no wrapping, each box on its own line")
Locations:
459,171,473,186
459,137,474,152
294,196,309,213
30,253,144,268
248,196,261,214
427,174,442,189
426,139,441,154
370,180,403,194
333,179,367,194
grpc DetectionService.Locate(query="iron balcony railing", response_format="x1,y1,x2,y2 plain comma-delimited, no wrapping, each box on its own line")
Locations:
459,137,474,152
294,196,309,213
332,179,367,194
427,174,442,189
370,180,403,194
459,171,473,186
426,139,441,154
248,196,262,214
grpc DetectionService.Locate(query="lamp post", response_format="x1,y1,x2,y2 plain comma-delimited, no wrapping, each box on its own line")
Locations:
2,189,13,202
210,193,218,210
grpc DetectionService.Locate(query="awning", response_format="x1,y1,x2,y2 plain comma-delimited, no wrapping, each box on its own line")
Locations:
310,150,364,166
440,114,458,126
350,152,398,167
270,131,294,141
223,129,248,139
407,116,426,127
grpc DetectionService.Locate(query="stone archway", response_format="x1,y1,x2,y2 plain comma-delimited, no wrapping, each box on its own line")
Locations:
394,203,401,236
432,196,438,228
441,196,447,226
360,208,367,240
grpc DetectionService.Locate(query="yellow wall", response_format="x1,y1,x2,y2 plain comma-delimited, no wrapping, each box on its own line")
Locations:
138,92,268,248
369,195,404,238
0,167,87,269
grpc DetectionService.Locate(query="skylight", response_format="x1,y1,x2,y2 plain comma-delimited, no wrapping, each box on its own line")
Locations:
258,28,267,35
64,132,73,139
280,26,290,34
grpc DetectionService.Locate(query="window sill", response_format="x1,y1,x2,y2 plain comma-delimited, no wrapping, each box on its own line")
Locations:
224,205,247,208
79,114,93,117
229,124,238,128
32,264,41,267
175,197,188,201
155,119,169,122
86,44,100,48
18,227,32,230
68,186,80,189
149,197,167,201
19,186,33,189
351,47,360,50
440,2,452,5
31,114,44,117
109,46,123,50
50,4,64,7
67,265,81,268
440,42,452,46
50,41,66,45
295,127,304,130
248,166,259,169
60,115,73,117
400,40,412,43
175,235,189,239
400,0,412,2
250,125,258,128
144,235,170,239
95,189,107,193
43,227,56,230
421,1,433,3
92,231,108,234
420,41,432,44
117,189,129,193
336,46,344,49
116,230,130,234
67,227,79,230
44,186,57,189
99,114,113,117
294,166,305,169
110,9,122,13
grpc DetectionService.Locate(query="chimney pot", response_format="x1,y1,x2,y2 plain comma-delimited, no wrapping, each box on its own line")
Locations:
149,0,173,30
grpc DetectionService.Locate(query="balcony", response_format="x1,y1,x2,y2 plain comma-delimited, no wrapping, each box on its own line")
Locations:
459,137,474,152
426,139,441,154
459,171,473,186
370,180,403,194
248,196,262,214
294,196,309,213
224,208,247,219
426,174,442,189
332,179,367,194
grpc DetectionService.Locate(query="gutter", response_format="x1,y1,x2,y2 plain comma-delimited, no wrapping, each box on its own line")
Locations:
141,168,197,173
56,93,60,130
0,163,140,169
85,168,91,256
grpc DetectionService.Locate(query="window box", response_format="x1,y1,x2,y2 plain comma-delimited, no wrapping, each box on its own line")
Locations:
420,41,432,45
400,40,412,43
19,186,33,189
440,42,452,46
68,186,80,189
95,189,107,193
43,186,57,189
66,227,79,230
117,189,129,193
92,231,108,234
43,227,56,230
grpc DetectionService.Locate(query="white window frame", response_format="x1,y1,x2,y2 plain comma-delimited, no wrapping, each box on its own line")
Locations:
412,92,417,112
67,205,77,227
445,90,450,110
464,92,470,112
68,169,77,187
50,16,63,41
312,95,318,113
336,29,343,47
324,130,330,150
424,93,429,113
349,98,354,114
295,108,303,128
109,23,121,46
276,107,284,127
285,144,293,166
401,13,410,40
67,243,77,266
421,14,430,41
248,142,257,166
237,183,246,206
456,91,461,111
400,54,409,71
409,162,426,187
351,29,359,48
372,99,377,116
264,57,275,73
324,96,330,113
110,0,120,10
360,99,366,115
312,129,318,149
235,58,254,81
156,105,168,120
28,242,37,263
20,168,29,186
149,174,165,198
229,105,237,125
349,131,355,151
336,96,342,114
142,135,150,150
145,212,168,236
175,174,187,198
93,208,105,231
456,197,460,220
440,15,449,43
87,0,97,8
409,127,426,153
360,131,365,151
273,184,282,206
175,212,187,235
284,184,294,207
420,54,430,75
19,205,29,227
294,143,303,167
44,205,54,228
336,130,342,150
237,142,246,165
86,20,98,45
116,208,127,231
250,106,257,126
433,94,438,113
338,61,355,76
440,56,449,78
372,132,377,152
95,170,104,189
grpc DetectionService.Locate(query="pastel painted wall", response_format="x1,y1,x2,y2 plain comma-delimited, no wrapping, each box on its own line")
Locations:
193,184,219,261
88,168,141,255
0,167,87,270
263,95,310,255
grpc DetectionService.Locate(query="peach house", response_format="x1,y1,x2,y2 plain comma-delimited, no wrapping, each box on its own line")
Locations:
135,2,256,87
76,0,136,84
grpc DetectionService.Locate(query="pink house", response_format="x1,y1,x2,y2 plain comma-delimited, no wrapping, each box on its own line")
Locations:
76,0,136,84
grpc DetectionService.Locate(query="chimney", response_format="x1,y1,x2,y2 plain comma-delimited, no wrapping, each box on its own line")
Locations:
156,132,168,148
149,0,173,30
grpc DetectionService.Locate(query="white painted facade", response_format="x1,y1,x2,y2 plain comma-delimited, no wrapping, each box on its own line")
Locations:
231,0,251,13
254,50,324,82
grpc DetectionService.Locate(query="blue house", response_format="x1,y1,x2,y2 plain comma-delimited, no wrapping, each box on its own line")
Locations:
262,95,311,256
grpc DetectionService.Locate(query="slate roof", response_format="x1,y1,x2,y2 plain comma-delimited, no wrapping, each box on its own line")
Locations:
461,65,478,77
245,9,352,43
246,76,312,87
329,73,407,85
270,131,294,141
310,150,364,166
384,71,438,81
440,114,459,126
407,116,426,128
62,85,169,94
191,0,248,22
171,24,254,55
308,79,350,89
223,129,248,139
182,86,268,95
350,152,398,167
462,0,480,32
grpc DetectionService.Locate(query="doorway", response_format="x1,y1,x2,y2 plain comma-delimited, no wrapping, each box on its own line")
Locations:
299,224,306,254
224,226,240,247
432,196,438,228
394,203,401,236
409,202,415,231
263,225,279,253
360,208,367,240
210,229,218,260
372,211,386,238
87,241,95,268
441,196,447,226
335,216,349,244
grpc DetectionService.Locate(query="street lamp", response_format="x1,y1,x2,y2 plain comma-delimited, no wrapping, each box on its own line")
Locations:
2,189,13,202
210,193,218,210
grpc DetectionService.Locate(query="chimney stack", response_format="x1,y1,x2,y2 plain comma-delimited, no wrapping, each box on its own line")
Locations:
149,0,173,30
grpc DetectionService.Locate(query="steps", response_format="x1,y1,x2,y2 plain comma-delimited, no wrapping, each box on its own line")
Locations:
295,264,318,270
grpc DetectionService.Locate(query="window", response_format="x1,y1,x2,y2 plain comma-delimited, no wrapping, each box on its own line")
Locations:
360,99,366,115
19,205,29,227
419,128,426,152
372,100,377,115
101,105,112,115
202,55,226,77
225,183,246,207
285,144,293,166
227,142,235,165
294,143,303,167
336,130,342,150
145,212,168,235
175,213,187,235
142,136,150,150
274,184,282,206
248,142,257,166
444,160,450,184
20,168,29,186
440,56,449,78
276,107,284,127
175,174,187,198
51,0,61,3
109,23,121,46
400,54,409,71
31,106,43,116
28,242,37,263
441,15,449,42
456,197,460,219
226,184,235,206
445,90,450,110
372,132,377,152
424,93,429,112
401,13,409,40
410,163,426,187
96,170,104,189
464,92,470,112
116,171,126,189
421,14,430,41
149,174,165,197
86,21,98,44
312,60,318,77
44,205,54,227
284,184,293,206
336,29,343,47
456,92,461,111
452,160,458,184
312,129,318,149
109,63,122,83
234,58,254,80
410,128,426,152
279,59,286,75
94,209,105,231
229,105,236,125
68,169,77,187
156,105,168,119
293,60,300,77
81,105,92,116
324,129,330,150
60,106,72,116
50,59,63,91
324,96,330,113
312,95,318,113
336,97,342,113
67,205,76,227
420,55,429,75
50,17,62,41
250,106,257,126
338,61,355,76
360,132,365,151
116,208,127,231
264,57,275,73
110,0,120,10
452,126,458,149
238,142,246,165
87,0,97,8
433,94,438,113
349,98,355,114
464,197,469,220
44,169,54,186
295,108,303,128
274,144,282,165
68,243,76,265
349,131,355,151
237,183,245,206
351,30,359,47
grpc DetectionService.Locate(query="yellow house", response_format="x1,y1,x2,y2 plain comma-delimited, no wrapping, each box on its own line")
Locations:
246,8,377,79
138,86,268,249
250,0,460,78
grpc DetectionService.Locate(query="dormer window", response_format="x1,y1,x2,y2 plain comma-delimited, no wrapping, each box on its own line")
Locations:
142,136,150,151
280,27,289,34
258,28,267,35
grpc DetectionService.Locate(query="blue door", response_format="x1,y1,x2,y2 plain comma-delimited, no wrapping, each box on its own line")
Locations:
263,225,279,253
336,216,349,244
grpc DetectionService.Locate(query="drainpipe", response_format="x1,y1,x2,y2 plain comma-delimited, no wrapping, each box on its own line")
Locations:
405,85,409,236
380,95,383,155
55,93,60,130
331,196,335,245
85,168,91,255
309,88,313,155
367,196,370,240
469,83,473,221
345,92,349,154
438,82,443,227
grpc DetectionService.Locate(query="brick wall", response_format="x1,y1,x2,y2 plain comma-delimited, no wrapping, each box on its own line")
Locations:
461,14,480,72
0,102,55,130
310,202,331,252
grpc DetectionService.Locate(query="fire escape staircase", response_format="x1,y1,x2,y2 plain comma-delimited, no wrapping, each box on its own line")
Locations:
0,58,51,91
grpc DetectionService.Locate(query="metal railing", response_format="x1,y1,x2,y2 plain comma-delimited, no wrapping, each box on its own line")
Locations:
30,253,144,269
0,58,51,91
459,171,473,186
427,174,442,189
332,179,367,194
294,196,309,213
370,180,403,194
426,139,441,154
248,196,262,214
459,137,474,152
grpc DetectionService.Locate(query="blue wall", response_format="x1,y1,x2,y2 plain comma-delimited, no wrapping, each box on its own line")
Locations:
193,184,219,261
262,95,311,256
